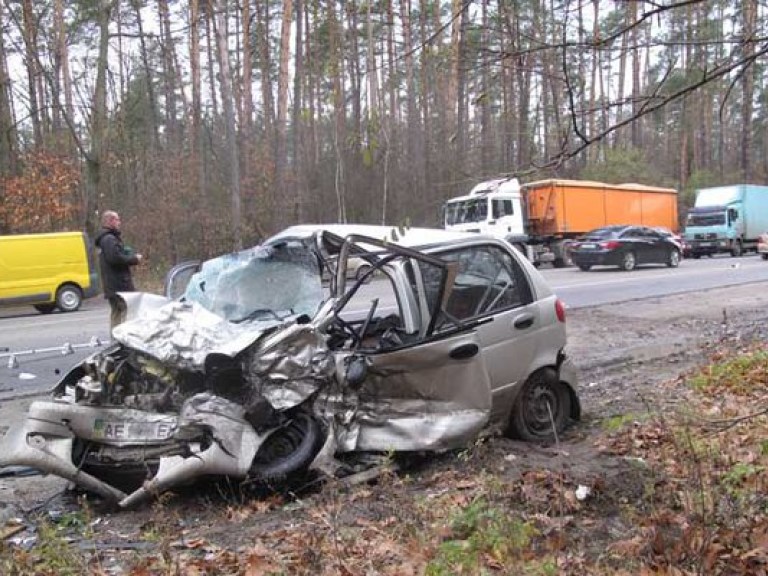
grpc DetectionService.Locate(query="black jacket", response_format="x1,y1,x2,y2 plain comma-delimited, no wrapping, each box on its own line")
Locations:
95,227,139,298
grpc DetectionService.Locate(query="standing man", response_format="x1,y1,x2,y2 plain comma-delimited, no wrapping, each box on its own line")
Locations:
95,210,142,331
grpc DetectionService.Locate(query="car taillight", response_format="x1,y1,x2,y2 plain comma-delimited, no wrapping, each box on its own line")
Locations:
555,298,566,323
599,240,621,249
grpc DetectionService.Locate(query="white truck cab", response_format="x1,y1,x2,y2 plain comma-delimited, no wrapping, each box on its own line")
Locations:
443,178,535,260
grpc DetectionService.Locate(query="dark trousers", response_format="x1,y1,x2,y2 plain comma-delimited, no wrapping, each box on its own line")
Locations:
107,296,127,332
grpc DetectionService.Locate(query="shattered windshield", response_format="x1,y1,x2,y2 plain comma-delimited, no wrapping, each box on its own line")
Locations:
181,240,324,323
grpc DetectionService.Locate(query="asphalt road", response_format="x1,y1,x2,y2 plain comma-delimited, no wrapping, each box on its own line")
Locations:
1,253,767,398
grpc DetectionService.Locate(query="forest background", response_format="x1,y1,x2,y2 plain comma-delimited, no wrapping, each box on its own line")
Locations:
0,0,765,271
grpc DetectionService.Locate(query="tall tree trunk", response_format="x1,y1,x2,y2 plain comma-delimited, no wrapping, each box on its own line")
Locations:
741,0,756,181
205,1,218,117
132,0,160,149
86,0,114,233
630,1,641,148
21,0,42,147
0,3,17,175
255,0,275,143
275,0,294,224
328,0,346,222
158,0,180,146
214,0,242,249
292,0,305,221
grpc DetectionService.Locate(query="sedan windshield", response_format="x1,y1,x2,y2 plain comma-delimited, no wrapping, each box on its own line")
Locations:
181,241,324,323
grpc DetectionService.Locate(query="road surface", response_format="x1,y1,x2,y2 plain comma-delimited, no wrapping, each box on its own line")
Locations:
1,253,767,398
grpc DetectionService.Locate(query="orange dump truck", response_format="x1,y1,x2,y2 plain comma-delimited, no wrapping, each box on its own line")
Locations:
522,179,679,266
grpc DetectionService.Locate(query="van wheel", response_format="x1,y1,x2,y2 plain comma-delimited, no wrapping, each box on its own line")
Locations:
34,304,56,314
56,284,82,312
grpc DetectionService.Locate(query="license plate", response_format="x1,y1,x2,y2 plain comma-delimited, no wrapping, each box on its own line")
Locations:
93,419,175,441
698,242,712,247
580,243,597,249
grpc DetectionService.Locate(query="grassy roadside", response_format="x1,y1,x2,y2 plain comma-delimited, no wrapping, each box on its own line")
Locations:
3,341,768,575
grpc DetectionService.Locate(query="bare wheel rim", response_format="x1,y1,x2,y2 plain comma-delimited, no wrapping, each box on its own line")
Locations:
669,249,679,267
622,252,636,270
521,382,561,435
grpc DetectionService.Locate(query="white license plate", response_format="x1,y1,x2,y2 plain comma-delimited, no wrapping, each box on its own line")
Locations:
698,242,712,247
580,243,597,249
93,419,175,441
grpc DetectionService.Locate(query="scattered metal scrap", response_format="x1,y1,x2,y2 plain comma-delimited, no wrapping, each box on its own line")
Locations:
0,337,104,369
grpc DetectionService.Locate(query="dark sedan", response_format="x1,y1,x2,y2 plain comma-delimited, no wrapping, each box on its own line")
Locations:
569,225,682,271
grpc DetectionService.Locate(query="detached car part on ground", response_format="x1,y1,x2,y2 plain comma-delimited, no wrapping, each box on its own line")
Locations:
0,225,579,508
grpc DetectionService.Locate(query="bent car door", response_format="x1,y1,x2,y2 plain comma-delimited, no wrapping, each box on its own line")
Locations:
324,236,493,453
430,243,542,424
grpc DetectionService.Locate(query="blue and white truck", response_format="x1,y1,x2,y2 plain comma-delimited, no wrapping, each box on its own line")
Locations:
683,184,768,258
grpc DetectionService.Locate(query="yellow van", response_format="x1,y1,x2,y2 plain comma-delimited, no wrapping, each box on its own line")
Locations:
0,232,99,313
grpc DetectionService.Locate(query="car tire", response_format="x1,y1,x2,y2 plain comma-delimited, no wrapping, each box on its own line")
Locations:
508,370,571,442
666,249,680,268
355,264,372,283
250,411,323,481
762,253,768,261
56,284,82,312
34,304,56,314
730,241,743,257
620,251,636,271
577,264,591,271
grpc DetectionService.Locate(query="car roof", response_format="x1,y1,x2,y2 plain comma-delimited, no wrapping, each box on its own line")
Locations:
267,224,486,249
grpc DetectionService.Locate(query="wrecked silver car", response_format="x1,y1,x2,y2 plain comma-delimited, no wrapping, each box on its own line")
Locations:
0,225,579,508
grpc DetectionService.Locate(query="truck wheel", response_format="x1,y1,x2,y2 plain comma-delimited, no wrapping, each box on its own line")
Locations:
34,304,57,314
730,241,743,257
692,253,701,259
577,264,591,271
667,249,680,268
56,284,82,312
620,251,636,271
553,256,570,268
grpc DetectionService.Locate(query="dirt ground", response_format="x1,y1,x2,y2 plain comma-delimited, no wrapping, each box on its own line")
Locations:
2,280,768,570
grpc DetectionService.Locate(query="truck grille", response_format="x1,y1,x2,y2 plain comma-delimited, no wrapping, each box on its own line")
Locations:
694,233,718,240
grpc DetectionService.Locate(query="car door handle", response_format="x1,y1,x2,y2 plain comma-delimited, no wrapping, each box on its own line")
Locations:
449,343,479,360
513,313,535,330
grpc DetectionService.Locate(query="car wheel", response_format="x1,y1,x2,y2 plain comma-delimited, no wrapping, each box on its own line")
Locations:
56,284,82,312
731,241,743,257
577,264,591,271
355,264,372,283
620,251,636,271
667,249,680,268
34,304,56,314
250,411,323,481
762,253,768,261
509,370,571,442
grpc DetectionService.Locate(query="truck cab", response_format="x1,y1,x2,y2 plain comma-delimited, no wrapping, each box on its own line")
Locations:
684,205,741,257
443,178,531,255
682,185,768,258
